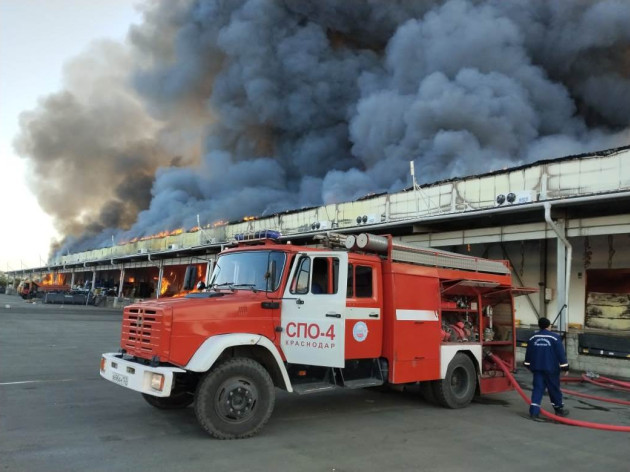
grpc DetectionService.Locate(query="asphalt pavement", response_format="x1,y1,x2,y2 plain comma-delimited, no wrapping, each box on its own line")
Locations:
1,293,629,472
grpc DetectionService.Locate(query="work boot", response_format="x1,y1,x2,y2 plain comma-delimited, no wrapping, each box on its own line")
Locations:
554,407,570,417
530,414,545,422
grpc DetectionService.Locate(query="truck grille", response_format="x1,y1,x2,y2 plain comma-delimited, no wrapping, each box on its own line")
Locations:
121,307,166,358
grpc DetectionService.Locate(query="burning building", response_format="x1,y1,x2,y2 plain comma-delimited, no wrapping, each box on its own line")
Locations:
10,1,630,374
14,0,630,256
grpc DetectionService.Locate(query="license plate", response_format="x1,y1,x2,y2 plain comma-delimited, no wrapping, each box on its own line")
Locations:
112,372,128,387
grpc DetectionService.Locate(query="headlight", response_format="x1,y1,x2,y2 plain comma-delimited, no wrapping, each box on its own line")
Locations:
150,373,165,391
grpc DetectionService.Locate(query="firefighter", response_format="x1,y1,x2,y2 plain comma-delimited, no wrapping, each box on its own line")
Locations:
524,317,570,420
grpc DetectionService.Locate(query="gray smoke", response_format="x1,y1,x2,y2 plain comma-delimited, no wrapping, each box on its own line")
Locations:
14,0,630,254
14,40,193,249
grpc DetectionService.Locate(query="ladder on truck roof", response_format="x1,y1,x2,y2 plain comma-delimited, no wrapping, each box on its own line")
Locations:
344,233,511,275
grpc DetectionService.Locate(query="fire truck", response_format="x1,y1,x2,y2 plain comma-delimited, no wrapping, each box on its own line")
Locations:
100,232,527,439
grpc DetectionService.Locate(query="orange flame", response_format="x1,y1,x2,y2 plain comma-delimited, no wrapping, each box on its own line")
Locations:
120,227,187,245
160,277,171,296
41,273,53,285
40,273,65,286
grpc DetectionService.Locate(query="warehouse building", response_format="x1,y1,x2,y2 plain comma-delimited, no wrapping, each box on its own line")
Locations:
10,145,630,376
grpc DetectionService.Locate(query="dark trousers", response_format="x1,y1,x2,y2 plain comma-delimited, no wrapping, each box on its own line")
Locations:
529,370,563,416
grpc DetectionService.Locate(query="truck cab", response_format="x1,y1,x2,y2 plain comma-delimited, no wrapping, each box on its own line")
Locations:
100,233,522,439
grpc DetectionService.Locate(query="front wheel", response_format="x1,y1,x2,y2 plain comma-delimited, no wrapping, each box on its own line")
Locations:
194,358,275,439
433,353,477,409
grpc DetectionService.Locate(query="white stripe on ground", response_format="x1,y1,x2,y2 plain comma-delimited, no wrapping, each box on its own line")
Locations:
0,379,74,386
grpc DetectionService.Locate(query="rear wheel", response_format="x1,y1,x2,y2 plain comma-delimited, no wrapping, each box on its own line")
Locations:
142,391,194,409
194,358,275,439
419,381,438,404
433,353,477,409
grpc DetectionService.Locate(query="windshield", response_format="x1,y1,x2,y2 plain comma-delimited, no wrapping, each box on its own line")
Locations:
209,250,286,292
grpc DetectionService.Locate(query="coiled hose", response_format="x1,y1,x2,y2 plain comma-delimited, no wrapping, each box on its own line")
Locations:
488,353,630,432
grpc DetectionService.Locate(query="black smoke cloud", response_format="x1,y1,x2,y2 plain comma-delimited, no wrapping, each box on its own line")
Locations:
15,0,630,254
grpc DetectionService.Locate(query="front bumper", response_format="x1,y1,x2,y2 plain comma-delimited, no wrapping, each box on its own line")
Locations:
100,352,186,397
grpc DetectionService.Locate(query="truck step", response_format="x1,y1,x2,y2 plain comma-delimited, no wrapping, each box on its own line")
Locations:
292,382,338,395
342,378,384,389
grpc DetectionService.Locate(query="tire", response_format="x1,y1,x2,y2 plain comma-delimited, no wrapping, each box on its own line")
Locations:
419,381,438,405
433,353,477,409
142,391,194,409
194,358,275,439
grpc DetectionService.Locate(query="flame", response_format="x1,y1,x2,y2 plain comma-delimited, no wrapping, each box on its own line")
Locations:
159,270,179,296
156,264,208,298
160,277,171,296
128,277,135,283
40,273,65,286
120,227,186,245
112,218,237,247
41,273,53,285
243,216,256,221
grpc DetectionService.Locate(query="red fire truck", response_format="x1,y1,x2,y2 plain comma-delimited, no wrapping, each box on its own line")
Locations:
100,232,526,439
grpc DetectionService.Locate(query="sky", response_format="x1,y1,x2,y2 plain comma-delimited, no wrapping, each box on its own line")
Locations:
0,0,142,271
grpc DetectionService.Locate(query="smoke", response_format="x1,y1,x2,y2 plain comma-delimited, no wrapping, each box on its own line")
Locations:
14,0,630,254
14,40,197,249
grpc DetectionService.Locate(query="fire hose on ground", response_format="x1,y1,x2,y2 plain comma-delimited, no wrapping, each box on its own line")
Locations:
560,373,630,405
593,374,630,389
578,373,630,392
559,388,630,406
488,353,630,432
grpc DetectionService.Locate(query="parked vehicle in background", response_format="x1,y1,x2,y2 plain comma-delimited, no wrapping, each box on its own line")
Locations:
17,280,70,300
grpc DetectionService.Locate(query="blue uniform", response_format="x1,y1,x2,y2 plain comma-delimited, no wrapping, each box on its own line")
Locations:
524,329,569,416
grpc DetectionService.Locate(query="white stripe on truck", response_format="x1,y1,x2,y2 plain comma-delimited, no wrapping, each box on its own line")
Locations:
395,309,439,321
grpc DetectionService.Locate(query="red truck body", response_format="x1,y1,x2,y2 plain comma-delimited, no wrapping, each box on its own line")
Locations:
101,233,524,438
19,281,70,299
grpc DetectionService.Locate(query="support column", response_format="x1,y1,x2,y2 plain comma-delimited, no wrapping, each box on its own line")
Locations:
544,203,571,334
539,238,548,319
118,267,125,298
555,225,567,332
70,271,75,288
86,270,97,306
156,265,164,299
